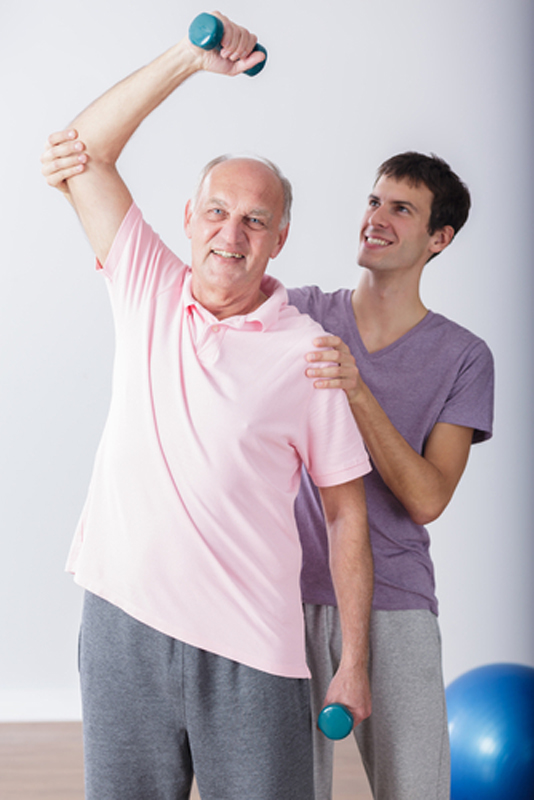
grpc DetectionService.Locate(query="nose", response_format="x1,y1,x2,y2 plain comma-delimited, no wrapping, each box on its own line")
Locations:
219,215,246,248
367,204,387,228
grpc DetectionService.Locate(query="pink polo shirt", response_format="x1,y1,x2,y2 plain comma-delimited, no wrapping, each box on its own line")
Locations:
67,204,371,678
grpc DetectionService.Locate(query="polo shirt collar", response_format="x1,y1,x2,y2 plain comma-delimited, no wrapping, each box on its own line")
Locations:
183,269,288,331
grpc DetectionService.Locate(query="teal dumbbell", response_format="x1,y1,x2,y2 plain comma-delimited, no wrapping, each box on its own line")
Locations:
188,13,267,76
318,704,354,740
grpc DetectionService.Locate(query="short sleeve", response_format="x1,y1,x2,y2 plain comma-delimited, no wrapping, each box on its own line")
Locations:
300,386,371,487
100,203,187,311
437,338,495,443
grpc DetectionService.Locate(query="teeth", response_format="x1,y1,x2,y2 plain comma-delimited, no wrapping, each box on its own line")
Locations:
367,237,390,246
213,250,244,259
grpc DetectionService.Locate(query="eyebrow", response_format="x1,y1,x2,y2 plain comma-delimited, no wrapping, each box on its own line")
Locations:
206,197,273,222
369,193,419,212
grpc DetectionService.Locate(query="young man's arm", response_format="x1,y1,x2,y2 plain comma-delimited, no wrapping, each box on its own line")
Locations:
308,336,473,525
318,478,372,727
40,13,265,265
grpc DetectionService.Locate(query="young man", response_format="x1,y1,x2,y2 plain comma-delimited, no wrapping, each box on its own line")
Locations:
289,153,494,800
40,14,373,800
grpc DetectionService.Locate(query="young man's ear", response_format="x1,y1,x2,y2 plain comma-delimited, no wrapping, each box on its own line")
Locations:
429,225,455,256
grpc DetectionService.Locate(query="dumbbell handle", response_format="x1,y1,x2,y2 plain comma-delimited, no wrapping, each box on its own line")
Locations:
318,704,354,740
188,13,267,77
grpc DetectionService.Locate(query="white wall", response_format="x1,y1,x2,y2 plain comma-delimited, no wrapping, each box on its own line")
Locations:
1,0,532,720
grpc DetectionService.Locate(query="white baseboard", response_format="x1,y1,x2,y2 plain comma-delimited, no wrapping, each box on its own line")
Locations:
0,689,82,722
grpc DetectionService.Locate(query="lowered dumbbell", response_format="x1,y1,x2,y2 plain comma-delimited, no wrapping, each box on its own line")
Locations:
318,703,354,740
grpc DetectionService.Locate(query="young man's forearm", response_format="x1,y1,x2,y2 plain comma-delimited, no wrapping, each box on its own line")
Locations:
349,383,473,525
307,336,474,525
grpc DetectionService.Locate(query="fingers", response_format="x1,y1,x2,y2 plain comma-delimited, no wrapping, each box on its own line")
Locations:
323,676,372,729
304,342,360,397
234,47,266,75
41,130,85,162
40,129,88,188
194,12,263,76
41,152,87,188
305,351,355,380
306,366,345,382
47,128,78,147
188,12,264,77
308,376,348,394
347,704,372,729
312,335,348,351
307,348,348,365
214,12,258,62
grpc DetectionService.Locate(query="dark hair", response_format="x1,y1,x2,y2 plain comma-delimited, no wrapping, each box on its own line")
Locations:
376,152,471,238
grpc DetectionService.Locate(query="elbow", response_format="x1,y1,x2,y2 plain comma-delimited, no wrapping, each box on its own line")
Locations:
407,498,448,527
69,124,118,167
409,508,440,527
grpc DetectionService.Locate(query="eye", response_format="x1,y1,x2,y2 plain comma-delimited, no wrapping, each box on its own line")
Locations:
246,216,265,229
206,207,224,219
369,198,380,208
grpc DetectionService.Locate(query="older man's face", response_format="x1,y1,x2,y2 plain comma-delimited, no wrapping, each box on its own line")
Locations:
184,159,288,314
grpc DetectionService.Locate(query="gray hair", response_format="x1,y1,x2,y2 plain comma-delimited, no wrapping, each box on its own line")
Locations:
193,154,293,229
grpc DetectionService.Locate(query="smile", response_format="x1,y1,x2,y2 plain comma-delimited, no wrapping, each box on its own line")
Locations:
212,249,245,259
366,236,391,247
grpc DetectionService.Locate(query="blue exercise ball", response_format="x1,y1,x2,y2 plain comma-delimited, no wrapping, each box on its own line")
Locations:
446,663,534,800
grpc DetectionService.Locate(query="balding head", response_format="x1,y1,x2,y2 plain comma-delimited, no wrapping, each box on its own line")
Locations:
193,154,293,230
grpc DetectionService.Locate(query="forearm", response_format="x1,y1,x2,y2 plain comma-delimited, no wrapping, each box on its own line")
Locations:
59,39,200,261
320,480,372,725
69,39,198,166
42,13,265,262
350,381,467,525
330,519,373,673
307,336,474,526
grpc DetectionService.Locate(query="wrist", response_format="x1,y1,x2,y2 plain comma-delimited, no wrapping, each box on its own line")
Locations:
338,649,369,673
167,38,204,79
348,377,368,411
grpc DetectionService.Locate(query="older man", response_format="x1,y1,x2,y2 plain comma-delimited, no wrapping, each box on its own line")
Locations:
41,13,372,800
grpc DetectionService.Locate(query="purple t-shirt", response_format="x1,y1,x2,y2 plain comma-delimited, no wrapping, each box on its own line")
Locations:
288,286,494,615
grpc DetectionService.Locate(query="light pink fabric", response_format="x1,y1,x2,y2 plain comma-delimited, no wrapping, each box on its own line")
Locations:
67,204,371,678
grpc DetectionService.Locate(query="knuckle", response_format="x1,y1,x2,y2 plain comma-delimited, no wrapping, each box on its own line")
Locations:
48,131,64,145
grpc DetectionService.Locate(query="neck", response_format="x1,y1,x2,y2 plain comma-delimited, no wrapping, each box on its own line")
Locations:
192,281,268,320
352,268,427,352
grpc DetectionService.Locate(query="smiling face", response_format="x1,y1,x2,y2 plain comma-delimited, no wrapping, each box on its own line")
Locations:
357,176,453,276
184,158,289,317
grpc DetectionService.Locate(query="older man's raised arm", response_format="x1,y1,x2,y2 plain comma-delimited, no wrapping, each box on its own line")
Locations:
40,13,265,265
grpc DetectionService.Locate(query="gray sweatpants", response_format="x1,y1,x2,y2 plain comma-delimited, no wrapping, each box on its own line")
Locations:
79,591,314,800
305,605,450,800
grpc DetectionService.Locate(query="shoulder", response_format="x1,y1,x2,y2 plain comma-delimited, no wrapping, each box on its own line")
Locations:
287,285,351,315
286,286,354,341
424,314,494,442
276,298,329,344
102,203,186,292
426,312,494,365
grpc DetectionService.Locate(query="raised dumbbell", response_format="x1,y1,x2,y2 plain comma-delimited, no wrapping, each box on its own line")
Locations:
188,13,267,76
